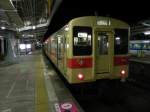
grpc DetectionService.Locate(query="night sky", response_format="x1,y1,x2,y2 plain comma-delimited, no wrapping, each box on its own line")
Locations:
44,0,150,39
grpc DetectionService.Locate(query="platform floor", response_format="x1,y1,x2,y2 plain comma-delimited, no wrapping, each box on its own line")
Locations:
129,56,150,64
0,50,83,112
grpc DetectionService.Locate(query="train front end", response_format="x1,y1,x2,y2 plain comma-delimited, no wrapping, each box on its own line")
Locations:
66,17,129,84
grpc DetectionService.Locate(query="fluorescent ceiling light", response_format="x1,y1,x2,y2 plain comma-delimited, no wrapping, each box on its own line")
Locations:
24,21,31,26
1,26,6,30
142,22,150,27
9,0,15,8
144,31,150,35
143,40,150,43
115,37,120,40
19,23,48,31
32,26,36,30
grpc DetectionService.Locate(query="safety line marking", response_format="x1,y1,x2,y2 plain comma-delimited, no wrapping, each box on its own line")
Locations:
44,69,59,102
35,55,49,112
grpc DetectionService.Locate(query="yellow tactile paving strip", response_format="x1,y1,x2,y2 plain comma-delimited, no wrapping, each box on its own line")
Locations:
35,55,49,112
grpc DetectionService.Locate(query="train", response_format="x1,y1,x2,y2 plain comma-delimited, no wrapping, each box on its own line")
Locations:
129,40,150,57
44,16,130,84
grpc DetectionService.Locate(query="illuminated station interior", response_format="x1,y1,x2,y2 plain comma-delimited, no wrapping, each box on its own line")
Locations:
0,0,150,112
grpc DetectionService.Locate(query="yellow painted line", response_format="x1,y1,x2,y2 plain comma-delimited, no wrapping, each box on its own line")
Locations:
35,55,49,112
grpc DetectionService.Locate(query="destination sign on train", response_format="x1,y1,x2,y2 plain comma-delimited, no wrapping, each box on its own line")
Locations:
97,20,111,26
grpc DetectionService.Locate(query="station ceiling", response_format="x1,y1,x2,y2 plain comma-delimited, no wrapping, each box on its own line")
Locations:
0,0,23,29
0,0,54,39
0,0,150,40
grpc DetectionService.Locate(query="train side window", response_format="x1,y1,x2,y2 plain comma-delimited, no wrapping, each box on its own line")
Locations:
51,37,56,54
57,36,63,60
64,36,67,51
48,40,51,52
98,33,108,55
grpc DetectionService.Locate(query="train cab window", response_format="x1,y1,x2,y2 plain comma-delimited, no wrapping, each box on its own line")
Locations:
114,29,128,54
98,33,108,55
73,26,92,56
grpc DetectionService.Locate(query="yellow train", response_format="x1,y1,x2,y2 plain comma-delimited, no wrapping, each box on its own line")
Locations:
44,16,130,84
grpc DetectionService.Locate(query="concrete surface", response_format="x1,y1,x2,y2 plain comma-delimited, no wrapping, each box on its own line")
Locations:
0,52,36,112
0,50,83,112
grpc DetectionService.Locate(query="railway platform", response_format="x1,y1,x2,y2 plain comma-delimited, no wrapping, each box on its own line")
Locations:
0,50,83,112
129,56,150,64
129,55,150,90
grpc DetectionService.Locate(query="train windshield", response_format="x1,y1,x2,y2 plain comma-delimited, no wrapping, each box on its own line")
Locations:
114,29,128,54
73,26,92,56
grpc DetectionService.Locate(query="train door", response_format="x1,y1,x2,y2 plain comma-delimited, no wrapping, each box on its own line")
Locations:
95,31,113,76
57,35,64,72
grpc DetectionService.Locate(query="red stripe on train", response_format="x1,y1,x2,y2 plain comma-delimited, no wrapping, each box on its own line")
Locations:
67,57,93,68
114,56,129,66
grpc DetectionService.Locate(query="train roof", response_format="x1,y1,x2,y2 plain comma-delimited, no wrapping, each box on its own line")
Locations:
47,16,130,39
69,16,130,28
